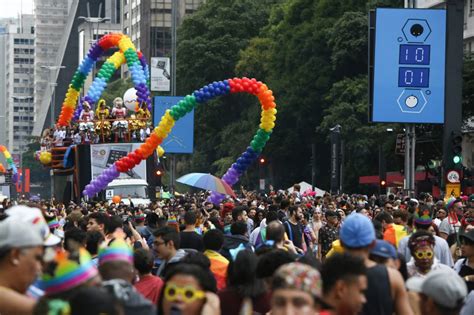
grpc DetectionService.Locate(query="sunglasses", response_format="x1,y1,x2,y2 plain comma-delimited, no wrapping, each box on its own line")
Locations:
164,283,205,303
414,250,434,260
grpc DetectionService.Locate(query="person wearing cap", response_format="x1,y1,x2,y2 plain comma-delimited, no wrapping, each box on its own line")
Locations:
271,262,326,315
99,237,156,315
454,229,474,292
439,197,463,241
406,231,451,278
0,216,44,314
406,268,467,315
339,213,413,315
369,239,399,270
397,205,453,267
321,253,368,315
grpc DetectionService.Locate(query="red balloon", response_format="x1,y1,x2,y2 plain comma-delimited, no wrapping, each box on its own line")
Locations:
116,160,126,172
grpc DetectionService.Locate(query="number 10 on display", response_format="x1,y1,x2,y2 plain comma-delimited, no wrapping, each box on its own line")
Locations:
398,44,430,88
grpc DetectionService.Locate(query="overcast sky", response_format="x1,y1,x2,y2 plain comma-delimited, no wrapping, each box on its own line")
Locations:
0,0,34,19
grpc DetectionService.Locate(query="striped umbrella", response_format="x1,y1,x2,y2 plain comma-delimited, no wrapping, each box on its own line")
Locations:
176,173,236,197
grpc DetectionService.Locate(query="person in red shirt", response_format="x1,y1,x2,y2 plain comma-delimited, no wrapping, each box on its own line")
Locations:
134,248,164,304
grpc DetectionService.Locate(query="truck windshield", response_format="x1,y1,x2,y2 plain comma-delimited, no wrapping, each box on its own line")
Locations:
109,186,148,199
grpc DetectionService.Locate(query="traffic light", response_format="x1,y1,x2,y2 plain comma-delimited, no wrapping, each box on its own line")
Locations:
154,163,164,187
379,178,387,194
259,157,266,164
451,131,463,167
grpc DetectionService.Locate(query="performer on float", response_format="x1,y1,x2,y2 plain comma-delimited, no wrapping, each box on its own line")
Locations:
111,97,128,142
129,113,140,142
136,101,151,141
79,101,95,143
95,99,111,141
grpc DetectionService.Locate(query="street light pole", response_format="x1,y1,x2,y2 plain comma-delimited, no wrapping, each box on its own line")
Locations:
40,66,65,128
40,65,65,199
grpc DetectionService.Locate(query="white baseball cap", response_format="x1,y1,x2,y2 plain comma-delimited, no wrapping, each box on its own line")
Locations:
406,268,467,309
6,205,61,246
0,216,44,249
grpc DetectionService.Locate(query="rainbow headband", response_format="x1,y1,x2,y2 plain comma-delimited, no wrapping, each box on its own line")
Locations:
414,209,432,225
41,248,98,295
48,219,60,229
446,197,462,210
134,214,145,221
98,238,133,265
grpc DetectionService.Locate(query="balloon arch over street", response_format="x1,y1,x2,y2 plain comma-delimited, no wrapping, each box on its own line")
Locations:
55,33,277,204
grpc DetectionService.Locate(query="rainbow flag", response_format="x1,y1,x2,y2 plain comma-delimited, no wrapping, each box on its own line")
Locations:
204,250,229,291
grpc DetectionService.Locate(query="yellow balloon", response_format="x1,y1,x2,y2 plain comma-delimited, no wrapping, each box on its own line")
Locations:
156,146,165,157
40,152,52,165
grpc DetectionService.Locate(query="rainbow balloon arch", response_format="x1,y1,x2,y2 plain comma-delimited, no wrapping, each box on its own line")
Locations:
0,145,18,183
55,33,277,205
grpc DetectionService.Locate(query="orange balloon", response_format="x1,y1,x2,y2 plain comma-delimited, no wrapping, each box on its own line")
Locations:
112,195,121,204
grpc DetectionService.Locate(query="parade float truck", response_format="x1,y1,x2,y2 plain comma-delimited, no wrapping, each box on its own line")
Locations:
47,141,157,205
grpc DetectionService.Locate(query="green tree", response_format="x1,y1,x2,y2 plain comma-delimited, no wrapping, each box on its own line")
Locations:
175,0,280,187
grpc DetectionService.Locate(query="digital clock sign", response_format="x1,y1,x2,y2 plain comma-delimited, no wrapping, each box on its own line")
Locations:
399,44,430,65
398,67,429,88
370,8,446,124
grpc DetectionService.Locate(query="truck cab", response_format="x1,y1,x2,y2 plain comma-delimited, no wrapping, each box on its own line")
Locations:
105,178,151,206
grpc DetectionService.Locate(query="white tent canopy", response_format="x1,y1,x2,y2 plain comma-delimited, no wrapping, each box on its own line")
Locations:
287,181,326,197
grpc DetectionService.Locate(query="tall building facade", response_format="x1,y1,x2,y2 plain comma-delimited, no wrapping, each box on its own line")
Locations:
3,15,36,155
0,19,18,147
33,0,72,135
33,0,106,136
122,0,205,77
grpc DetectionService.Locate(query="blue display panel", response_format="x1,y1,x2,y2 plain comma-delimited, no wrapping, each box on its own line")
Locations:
153,96,194,154
371,8,446,123
399,45,430,65
398,67,429,88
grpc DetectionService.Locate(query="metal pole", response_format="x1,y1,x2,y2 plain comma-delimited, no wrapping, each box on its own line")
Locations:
410,126,416,196
311,143,316,190
51,82,55,199
340,139,344,193
169,0,178,192
171,0,177,97
404,125,410,194
442,0,465,194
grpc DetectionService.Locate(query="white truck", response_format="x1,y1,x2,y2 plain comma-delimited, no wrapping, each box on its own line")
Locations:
105,178,151,206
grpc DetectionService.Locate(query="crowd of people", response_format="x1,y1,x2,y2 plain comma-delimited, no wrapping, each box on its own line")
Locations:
0,185,474,315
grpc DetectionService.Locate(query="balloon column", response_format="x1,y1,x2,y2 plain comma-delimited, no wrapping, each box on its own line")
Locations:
57,33,151,126
83,77,277,203
0,145,18,183
0,163,5,173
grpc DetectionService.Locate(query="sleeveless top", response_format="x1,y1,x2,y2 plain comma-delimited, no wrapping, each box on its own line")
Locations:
360,264,394,315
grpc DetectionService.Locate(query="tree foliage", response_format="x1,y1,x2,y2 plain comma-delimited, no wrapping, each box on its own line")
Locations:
173,0,471,192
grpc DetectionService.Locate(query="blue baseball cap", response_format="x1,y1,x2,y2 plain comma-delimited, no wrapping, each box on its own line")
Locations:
370,240,397,259
340,213,376,248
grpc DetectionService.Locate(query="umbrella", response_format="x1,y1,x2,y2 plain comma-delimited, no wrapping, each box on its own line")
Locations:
177,173,236,197
161,191,173,199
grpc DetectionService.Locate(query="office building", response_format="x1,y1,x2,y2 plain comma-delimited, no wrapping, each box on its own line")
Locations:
3,15,35,156
121,0,205,77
